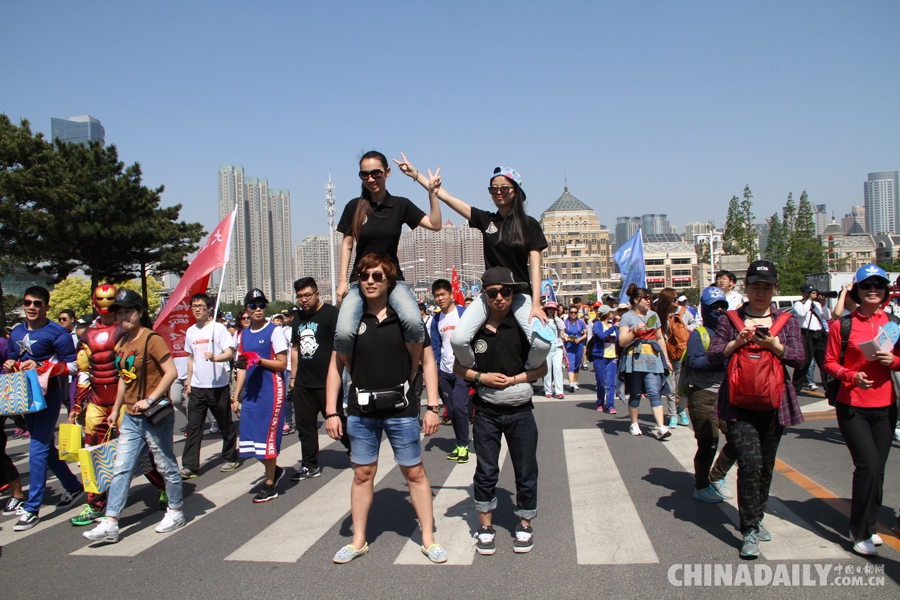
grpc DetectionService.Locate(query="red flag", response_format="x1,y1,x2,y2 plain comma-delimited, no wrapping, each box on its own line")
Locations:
451,267,465,306
154,209,236,356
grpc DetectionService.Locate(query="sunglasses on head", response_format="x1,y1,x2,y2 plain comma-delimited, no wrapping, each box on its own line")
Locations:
485,286,513,299
23,299,44,308
360,270,385,283
358,169,385,181
858,280,887,291
246,301,267,310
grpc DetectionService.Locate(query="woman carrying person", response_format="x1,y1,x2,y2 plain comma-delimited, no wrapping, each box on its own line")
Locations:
591,305,618,413
707,261,805,560
393,154,551,372
82,290,184,544
334,151,442,377
823,264,899,556
564,305,588,392
657,287,696,428
541,302,566,399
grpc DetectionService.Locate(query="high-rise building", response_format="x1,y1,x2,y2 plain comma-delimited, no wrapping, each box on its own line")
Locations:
642,214,671,235
51,115,105,147
397,220,484,298
685,221,713,240
814,204,828,236
218,165,293,303
293,235,343,305
864,171,899,235
841,205,866,234
615,217,642,251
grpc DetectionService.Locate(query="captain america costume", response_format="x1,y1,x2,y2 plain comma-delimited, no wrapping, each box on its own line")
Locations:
8,320,82,515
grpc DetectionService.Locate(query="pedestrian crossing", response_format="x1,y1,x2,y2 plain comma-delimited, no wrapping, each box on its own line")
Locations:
0,413,873,566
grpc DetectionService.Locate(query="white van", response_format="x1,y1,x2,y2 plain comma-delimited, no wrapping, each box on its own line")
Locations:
772,296,802,311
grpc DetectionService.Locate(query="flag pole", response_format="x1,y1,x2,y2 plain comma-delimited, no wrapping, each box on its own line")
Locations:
211,205,238,326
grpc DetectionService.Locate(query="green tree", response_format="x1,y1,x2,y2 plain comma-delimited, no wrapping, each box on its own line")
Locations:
764,213,787,263
121,276,164,316
740,185,758,259
779,190,826,294
722,195,741,255
49,276,93,318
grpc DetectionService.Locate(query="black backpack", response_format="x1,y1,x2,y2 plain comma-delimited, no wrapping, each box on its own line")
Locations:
825,312,900,405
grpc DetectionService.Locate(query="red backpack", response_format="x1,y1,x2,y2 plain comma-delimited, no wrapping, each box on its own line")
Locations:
725,310,793,411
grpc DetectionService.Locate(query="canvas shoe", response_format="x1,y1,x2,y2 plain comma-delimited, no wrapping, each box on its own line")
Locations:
13,511,39,531
3,497,25,516
629,423,642,436
692,486,723,504
83,518,119,543
710,479,734,499
155,509,186,533
333,542,369,564
420,543,448,563
473,525,496,555
608,407,617,415
513,524,534,553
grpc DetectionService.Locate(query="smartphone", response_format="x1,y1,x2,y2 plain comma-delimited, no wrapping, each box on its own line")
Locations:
755,326,770,338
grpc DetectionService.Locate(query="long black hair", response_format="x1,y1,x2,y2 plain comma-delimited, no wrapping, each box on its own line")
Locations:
349,150,389,240
494,177,528,251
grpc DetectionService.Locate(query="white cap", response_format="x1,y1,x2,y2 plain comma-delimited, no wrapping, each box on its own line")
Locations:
677,295,688,302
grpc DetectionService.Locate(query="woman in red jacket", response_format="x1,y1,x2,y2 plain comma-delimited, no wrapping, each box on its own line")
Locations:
823,264,899,557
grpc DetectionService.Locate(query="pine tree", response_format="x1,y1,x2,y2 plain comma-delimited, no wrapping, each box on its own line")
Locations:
723,195,741,254
779,190,825,294
764,213,787,264
740,185,758,259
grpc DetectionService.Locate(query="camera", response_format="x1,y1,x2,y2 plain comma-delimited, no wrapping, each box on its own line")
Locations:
820,291,839,299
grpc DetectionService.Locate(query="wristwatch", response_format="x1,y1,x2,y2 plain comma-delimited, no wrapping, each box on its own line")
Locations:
427,406,440,414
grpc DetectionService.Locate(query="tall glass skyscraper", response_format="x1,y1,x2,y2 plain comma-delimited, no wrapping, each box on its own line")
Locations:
864,171,899,235
50,115,105,147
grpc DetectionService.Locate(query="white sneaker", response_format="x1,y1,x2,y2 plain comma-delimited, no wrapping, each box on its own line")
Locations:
893,427,900,442
83,519,119,543
850,531,878,556
655,426,672,441
155,509,186,533
629,423,642,436
872,533,883,546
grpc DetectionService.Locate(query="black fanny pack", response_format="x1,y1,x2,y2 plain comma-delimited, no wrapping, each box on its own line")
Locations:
356,382,410,413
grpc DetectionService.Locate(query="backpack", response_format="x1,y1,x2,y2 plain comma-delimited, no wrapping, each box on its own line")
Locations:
666,307,691,361
725,310,793,411
825,312,900,406
677,326,709,395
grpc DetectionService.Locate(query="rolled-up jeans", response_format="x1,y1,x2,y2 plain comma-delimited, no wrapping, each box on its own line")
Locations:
473,408,538,520
334,281,423,354
106,412,184,518
451,293,550,369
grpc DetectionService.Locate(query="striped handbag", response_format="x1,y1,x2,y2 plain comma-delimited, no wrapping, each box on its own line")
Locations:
0,370,47,416
79,435,154,494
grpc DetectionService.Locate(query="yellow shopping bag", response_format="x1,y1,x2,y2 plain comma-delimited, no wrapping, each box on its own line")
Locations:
58,423,83,461
79,436,154,494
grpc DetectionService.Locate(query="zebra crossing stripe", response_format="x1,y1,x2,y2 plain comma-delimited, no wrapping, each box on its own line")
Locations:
70,437,328,557
224,438,396,563
394,442,509,565
564,428,659,564
660,425,850,559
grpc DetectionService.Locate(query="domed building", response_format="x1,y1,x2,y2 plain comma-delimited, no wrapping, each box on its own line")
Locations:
539,185,612,306
819,219,876,272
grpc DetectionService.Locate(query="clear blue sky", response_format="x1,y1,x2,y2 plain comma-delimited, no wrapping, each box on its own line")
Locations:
3,1,898,244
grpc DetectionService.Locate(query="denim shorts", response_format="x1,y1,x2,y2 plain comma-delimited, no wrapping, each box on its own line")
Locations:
347,415,422,467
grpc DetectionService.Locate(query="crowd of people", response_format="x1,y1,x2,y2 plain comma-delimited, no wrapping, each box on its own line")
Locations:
1,151,899,563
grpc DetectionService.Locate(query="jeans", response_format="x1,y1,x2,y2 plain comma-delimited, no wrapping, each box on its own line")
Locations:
626,371,663,409
835,402,897,542
725,409,782,535
347,415,422,467
439,370,470,447
543,347,564,396
450,293,550,369
593,357,617,410
106,412,184,518
181,385,238,472
23,388,81,514
472,409,538,520
334,281,423,354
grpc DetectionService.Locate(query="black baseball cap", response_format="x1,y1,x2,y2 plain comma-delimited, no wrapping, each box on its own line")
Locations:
746,260,778,284
244,288,268,305
109,289,145,311
481,267,529,292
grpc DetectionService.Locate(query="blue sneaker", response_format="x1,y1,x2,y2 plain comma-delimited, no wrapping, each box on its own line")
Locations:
757,521,772,542
668,416,678,428
740,531,759,559
710,479,734,499
678,409,689,426
692,486,723,504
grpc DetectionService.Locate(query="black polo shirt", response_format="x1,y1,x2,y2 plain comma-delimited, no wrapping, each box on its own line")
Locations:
291,303,338,389
347,312,420,419
468,206,547,286
471,310,534,415
336,192,426,283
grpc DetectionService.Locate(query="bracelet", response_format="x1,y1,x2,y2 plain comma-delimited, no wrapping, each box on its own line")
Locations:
324,413,341,419
474,372,482,385
412,169,419,180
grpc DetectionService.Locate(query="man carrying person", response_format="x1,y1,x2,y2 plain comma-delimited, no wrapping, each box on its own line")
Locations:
431,279,469,463
792,284,829,393
180,293,239,478
290,277,350,480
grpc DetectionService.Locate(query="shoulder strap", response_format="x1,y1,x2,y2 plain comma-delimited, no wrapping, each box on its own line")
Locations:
697,326,710,351
725,310,745,332
138,331,159,401
770,311,793,336
838,314,853,363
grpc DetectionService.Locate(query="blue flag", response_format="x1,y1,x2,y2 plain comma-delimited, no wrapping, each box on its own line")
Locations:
614,230,646,304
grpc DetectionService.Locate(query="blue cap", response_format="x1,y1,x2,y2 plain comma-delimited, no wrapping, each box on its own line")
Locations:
852,264,888,285
701,285,727,306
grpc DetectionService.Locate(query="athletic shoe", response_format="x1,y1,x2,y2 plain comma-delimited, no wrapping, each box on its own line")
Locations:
668,416,678,428
596,406,604,412
56,488,83,509
179,467,198,479
13,428,28,439
291,465,322,481
655,426,672,441
473,525,496,555
70,504,104,527
333,542,369,564
678,409,690,426
805,383,818,391
692,486,723,504
457,447,470,464
158,490,168,511
629,423,642,436
14,511,39,532
710,479,734,500
513,523,534,553
608,408,617,415
441,417,452,425
3,497,25,516
421,543,448,563
273,465,285,488
757,520,772,542
83,518,119,543
447,446,461,460
871,533,883,546
155,508,186,533
740,531,759,559
253,485,278,503
545,393,553,398
894,427,900,442
572,383,580,391
210,422,220,434
555,394,565,399
850,531,877,556
568,385,576,393
220,461,240,473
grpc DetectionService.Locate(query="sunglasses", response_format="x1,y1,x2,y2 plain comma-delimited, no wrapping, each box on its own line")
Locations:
487,185,514,195
59,316,70,321
858,280,887,291
23,299,44,308
359,270,385,283
239,316,250,321
485,286,513,299
246,301,267,310
358,169,385,181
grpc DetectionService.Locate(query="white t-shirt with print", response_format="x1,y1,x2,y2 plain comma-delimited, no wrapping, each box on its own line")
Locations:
185,321,234,388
